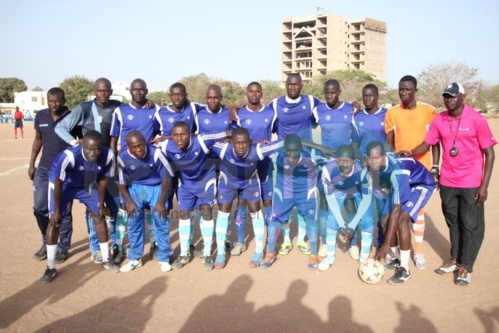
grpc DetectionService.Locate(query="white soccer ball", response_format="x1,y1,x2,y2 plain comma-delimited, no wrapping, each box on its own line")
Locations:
358,258,385,284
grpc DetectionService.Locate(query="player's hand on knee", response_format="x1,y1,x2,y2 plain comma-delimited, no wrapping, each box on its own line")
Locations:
153,203,168,220
49,214,62,228
126,203,139,218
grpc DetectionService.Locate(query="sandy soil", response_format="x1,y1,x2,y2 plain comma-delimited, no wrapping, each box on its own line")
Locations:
1,120,499,333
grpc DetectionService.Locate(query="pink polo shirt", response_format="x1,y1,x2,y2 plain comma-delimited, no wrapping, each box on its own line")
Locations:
424,104,497,188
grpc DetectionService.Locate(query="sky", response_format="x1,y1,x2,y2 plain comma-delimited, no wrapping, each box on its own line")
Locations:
1,0,498,91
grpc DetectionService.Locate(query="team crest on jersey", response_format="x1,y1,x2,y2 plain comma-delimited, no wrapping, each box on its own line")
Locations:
79,166,84,171
130,165,136,170
204,119,210,124
344,115,348,119
325,115,331,121
149,164,153,167
149,115,153,119
127,115,134,121
175,154,181,159
98,166,101,170
168,117,174,123
308,209,314,215
302,106,306,109
284,165,290,169
187,116,190,119
229,159,235,164
283,107,289,113
224,121,228,124
254,192,259,197
194,152,198,156
97,115,103,123
338,181,344,186
245,119,252,125
359,121,365,126
407,201,414,208
265,118,268,122
381,122,384,126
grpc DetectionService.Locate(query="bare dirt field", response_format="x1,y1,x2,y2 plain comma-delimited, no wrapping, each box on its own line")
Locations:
1,120,498,333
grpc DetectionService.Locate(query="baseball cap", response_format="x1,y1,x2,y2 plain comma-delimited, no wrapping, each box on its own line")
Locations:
442,82,465,97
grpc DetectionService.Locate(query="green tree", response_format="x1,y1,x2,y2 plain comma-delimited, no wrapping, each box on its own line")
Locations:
260,80,285,104
59,75,94,109
147,91,170,107
0,77,27,102
31,86,44,91
175,73,246,105
379,88,400,107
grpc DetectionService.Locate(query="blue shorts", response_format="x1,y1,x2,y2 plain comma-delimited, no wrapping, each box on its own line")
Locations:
218,175,261,204
401,185,434,222
271,187,318,223
49,182,100,217
177,176,216,210
258,158,273,201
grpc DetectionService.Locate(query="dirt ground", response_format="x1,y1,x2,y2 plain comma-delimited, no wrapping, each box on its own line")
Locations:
1,120,499,333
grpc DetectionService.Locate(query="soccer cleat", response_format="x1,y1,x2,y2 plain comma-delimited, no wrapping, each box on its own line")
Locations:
172,256,189,270
230,242,247,256
91,250,103,264
249,252,264,268
435,259,459,275
55,250,69,264
33,245,47,260
384,258,400,271
225,240,232,251
413,253,426,270
261,253,277,268
385,250,395,264
348,246,360,260
119,259,142,272
278,242,293,255
297,242,311,255
159,262,172,272
387,267,411,285
189,244,203,258
150,242,158,260
40,267,57,283
318,244,328,258
203,256,215,271
215,254,226,269
456,266,472,286
113,250,125,265
308,254,319,270
318,257,335,271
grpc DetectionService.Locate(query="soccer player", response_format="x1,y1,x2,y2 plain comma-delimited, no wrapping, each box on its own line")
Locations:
29,88,74,264
117,131,174,272
160,121,228,271
318,145,373,271
384,75,439,270
399,83,496,286
14,106,24,139
368,141,436,284
211,127,284,269
40,131,120,283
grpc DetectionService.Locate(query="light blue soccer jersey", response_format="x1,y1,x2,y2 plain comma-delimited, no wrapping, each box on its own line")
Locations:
352,107,388,156
312,101,355,150
322,159,366,199
195,106,231,135
154,102,201,136
273,153,318,200
234,105,277,142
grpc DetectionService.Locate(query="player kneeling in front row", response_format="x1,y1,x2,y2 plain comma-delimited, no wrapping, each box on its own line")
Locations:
117,131,174,272
40,131,119,283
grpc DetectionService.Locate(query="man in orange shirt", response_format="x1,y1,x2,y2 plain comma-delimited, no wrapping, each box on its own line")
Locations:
384,75,439,270
14,106,24,139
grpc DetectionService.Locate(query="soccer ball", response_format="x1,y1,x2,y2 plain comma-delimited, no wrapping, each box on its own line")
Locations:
358,258,385,284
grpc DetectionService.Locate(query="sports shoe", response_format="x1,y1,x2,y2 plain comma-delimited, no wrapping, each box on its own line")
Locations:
387,267,411,285
33,245,47,260
150,243,158,260
160,262,172,272
308,254,319,270
261,253,276,268
102,260,120,273
249,252,264,268
172,255,189,270
318,257,335,271
120,259,142,272
40,267,57,283
190,244,204,258
91,250,103,264
215,254,226,269
318,244,327,258
385,258,400,271
113,250,125,265
435,259,459,275
225,240,232,251
413,253,426,270
55,250,69,264
385,249,395,264
297,242,311,255
203,256,214,271
230,242,246,256
348,246,360,260
456,266,472,286
278,242,293,255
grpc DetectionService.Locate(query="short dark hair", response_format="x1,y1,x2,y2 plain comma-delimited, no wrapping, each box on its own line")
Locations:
170,82,186,94
84,130,103,143
47,87,65,100
284,134,302,148
362,84,379,95
247,81,262,90
172,121,190,132
336,145,355,159
287,73,302,83
232,127,249,139
399,75,417,89
324,79,340,90
365,141,386,157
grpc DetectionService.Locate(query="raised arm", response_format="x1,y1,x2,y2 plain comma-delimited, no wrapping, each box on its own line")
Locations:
55,106,83,145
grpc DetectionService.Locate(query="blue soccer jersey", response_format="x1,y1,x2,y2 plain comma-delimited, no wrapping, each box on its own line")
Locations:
352,107,388,156
154,102,201,136
234,105,277,142
195,106,231,135
110,103,159,150
312,101,355,150
273,153,318,200
117,144,173,187
322,159,365,199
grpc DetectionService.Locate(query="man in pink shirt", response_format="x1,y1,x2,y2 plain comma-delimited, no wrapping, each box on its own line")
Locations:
399,82,496,286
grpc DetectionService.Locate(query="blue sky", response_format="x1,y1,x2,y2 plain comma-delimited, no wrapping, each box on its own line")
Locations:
1,0,497,91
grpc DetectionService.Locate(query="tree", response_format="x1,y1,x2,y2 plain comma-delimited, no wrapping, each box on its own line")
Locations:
147,91,170,107
379,88,400,107
417,61,479,109
175,73,246,105
260,80,285,104
0,77,27,102
59,75,94,109
31,86,44,91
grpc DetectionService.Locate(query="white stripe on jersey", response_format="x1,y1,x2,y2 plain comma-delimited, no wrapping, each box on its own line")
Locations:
59,150,75,181
154,148,174,177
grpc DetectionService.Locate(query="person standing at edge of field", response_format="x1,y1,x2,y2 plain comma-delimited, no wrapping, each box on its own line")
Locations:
398,83,496,286
29,88,76,264
14,106,24,139
384,75,439,270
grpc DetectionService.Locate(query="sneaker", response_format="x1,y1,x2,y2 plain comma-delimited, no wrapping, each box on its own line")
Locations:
308,254,319,270
102,260,120,273
456,266,472,286
203,256,214,271
318,257,335,271
387,267,411,285
160,262,172,272
225,240,232,251
33,245,47,260
215,254,226,269
249,252,264,268
413,253,426,270
278,242,293,256
120,259,142,272
150,243,158,260
261,253,276,268
91,250,103,264
40,267,57,283
230,242,246,256
385,258,400,271
318,244,327,258
435,259,459,275
348,246,360,260
113,250,125,265
297,242,311,255
189,244,203,258
385,249,395,264
55,250,69,264
172,255,189,270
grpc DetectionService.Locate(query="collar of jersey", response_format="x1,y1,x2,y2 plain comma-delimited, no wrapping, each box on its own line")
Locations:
285,95,302,104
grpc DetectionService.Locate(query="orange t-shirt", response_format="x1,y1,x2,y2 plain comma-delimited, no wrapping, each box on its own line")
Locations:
385,102,436,170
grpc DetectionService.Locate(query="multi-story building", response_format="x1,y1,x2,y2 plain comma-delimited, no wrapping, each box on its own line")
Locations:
281,12,387,83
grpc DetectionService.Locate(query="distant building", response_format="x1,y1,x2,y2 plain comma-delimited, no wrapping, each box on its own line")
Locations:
281,12,387,83
13,90,48,113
